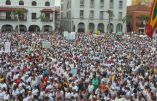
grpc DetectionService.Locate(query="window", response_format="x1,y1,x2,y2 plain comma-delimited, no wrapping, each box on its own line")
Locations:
90,0,94,8
32,13,36,19
80,0,84,8
6,11,11,20
61,4,63,11
67,1,71,9
80,10,84,18
100,11,104,19
19,0,24,5
67,11,71,18
119,0,123,9
6,0,11,5
100,0,104,8
110,0,113,9
90,10,94,18
32,1,37,6
118,12,122,20
45,2,50,6
61,12,63,18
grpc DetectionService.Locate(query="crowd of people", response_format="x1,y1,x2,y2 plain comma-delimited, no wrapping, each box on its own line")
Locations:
0,31,157,101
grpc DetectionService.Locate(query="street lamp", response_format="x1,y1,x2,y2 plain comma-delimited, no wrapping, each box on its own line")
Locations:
17,14,20,34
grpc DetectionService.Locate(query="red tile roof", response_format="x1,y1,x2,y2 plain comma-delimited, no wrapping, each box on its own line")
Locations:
41,9,53,13
0,7,27,11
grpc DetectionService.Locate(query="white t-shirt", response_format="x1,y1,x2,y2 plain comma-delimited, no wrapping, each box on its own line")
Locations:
3,93,9,100
88,85,94,93
65,92,71,99
0,83,7,89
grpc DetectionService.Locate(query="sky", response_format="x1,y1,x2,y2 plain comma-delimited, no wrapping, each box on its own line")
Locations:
55,0,132,6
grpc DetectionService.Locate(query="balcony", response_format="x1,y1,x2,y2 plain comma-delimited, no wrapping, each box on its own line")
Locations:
41,18,53,22
0,16,27,21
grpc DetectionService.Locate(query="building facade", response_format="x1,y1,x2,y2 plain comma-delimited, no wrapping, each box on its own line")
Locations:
0,0,55,32
132,0,153,7
127,5,150,34
60,0,127,33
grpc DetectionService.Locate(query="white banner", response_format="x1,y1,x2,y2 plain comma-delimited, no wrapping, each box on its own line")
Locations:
64,32,76,40
5,42,11,53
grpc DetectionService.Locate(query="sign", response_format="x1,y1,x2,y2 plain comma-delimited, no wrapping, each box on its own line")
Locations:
5,42,11,53
70,32,76,40
42,41,51,48
64,31,76,40
64,31,69,39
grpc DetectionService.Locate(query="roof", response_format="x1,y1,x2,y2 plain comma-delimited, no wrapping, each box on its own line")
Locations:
0,7,27,11
41,8,53,13
55,6,60,12
127,5,150,12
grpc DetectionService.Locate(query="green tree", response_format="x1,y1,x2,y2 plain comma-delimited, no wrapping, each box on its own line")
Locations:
122,15,131,25
13,8,25,15
37,14,49,21
105,10,114,33
140,14,149,25
13,8,26,33
122,15,132,32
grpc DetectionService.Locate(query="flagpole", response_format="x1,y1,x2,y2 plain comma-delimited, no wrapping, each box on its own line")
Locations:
17,14,20,34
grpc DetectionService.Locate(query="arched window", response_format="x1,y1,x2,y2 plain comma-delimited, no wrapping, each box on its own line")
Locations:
19,0,24,5
32,1,37,6
45,2,50,6
6,0,11,5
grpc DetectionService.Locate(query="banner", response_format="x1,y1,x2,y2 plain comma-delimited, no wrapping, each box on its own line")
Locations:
70,32,76,40
5,42,11,53
42,41,51,48
64,31,76,40
63,31,69,38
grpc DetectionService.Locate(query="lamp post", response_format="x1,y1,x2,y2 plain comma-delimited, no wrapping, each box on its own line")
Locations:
17,14,20,34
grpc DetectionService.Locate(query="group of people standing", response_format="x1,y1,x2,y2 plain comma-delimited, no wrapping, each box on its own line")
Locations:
0,32,157,101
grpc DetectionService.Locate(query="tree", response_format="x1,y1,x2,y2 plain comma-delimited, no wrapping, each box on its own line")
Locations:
122,15,132,32
14,8,25,16
140,14,149,25
13,8,26,33
37,14,49,21
105,10,114,33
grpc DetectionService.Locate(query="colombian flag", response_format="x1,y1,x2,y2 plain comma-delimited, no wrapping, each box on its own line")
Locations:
146,0,157,38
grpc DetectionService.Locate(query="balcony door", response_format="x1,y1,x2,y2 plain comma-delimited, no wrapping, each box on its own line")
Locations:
6,11,11,20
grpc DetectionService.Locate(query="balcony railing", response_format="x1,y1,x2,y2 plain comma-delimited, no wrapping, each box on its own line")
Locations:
0,16,27,21
41,18,53,22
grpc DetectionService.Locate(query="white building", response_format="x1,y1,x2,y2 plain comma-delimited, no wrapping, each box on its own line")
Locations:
0,0,55,32
60,0,127,33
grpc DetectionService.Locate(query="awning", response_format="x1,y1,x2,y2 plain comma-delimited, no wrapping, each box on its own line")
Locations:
0,7,27,12
41,8,53,13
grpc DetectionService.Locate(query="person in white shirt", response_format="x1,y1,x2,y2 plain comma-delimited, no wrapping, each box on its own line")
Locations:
3,90,9,101
88,82,94,94
65,89,71,100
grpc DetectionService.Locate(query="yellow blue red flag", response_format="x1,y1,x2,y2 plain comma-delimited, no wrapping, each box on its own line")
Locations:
146,0,157,37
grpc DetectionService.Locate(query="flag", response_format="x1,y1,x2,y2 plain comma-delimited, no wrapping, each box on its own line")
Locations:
146,0,157,37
